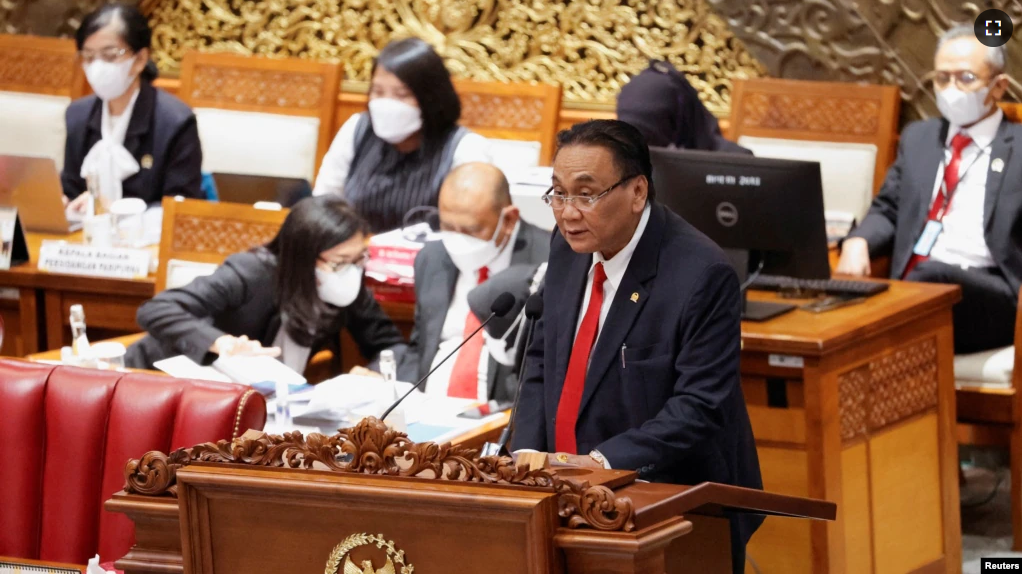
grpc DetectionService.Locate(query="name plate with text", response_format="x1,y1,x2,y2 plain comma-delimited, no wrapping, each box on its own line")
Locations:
38,241,150,280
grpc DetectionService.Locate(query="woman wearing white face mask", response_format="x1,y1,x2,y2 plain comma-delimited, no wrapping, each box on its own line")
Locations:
312,38,493,233
125,196,404,374
63,4,203,211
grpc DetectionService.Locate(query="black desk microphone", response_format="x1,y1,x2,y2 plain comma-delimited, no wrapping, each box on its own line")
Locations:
483,292,543,456
380,291,516,422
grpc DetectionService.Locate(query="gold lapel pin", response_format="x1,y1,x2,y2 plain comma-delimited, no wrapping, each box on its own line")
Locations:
992,158,1005,173
140,154,154,169
630,292,639,302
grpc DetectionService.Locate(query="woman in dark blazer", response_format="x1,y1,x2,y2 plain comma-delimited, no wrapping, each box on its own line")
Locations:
63,4,203,210
125,196,404,373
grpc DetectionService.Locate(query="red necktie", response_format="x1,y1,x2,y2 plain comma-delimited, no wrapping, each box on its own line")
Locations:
902,133,973,279
447,266,489,399
555,262,607,453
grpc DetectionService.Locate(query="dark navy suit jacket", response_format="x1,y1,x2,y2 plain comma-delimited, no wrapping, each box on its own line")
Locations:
61,81,204,205
848,117,1022,293
511,202,763,569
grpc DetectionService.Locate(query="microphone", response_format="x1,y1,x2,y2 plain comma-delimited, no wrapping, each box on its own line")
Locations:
380,291,516,422
482,292,543,456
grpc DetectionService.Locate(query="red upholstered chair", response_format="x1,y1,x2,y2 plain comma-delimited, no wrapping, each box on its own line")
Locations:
0,359,266,564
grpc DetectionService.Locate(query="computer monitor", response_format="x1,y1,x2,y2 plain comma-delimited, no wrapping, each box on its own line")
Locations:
649,147,829,320
212,173,311,208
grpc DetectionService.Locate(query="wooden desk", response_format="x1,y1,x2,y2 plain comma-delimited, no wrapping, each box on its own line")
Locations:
371,281,962,574
742,281,961,573
0,232,155,356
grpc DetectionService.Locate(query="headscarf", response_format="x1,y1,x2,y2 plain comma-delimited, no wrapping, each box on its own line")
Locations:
616,60,752,155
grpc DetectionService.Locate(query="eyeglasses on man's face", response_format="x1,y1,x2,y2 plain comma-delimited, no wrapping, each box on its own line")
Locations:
542,174,639,212
928,69,995,91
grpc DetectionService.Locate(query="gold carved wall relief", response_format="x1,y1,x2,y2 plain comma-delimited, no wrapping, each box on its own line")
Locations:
137,0,766,115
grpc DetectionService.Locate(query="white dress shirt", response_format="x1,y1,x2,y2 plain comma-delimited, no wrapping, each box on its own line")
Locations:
426,222,521,400
312,113,493,197
928,109,1002,269
567,204,650,468
574,205,651,345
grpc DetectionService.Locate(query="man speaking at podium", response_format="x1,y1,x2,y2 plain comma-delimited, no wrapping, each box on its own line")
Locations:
511,120,762,572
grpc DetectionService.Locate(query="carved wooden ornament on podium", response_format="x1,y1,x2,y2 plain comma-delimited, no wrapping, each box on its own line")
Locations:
123,416,637,532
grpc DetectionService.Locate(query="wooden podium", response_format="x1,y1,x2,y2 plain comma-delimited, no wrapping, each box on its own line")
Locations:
109,418,834,574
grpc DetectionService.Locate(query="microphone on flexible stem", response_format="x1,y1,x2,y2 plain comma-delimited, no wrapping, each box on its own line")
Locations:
481,292,543,457
380,291,517,422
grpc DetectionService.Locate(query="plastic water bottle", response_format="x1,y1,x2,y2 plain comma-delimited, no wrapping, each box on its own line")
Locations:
379,350,397,383
275,379,292,429
69,304,95,368
378,350,406,432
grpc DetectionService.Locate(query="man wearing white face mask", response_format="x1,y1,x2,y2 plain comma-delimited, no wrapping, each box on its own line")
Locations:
837,25,1022,354
395,163,550,402
63,4,203,210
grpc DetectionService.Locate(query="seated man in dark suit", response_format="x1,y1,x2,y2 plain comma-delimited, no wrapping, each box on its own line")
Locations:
510,120,762,573
395,162,550,402
837,26,1020,354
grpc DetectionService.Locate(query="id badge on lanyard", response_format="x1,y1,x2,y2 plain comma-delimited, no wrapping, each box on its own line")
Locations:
911,145,987,257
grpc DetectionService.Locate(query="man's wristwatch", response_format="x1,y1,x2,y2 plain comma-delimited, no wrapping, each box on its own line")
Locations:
588,449,610,469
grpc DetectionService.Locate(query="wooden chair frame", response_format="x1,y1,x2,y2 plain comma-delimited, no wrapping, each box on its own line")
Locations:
452,79,562,165
0,33,86,98
999,102,1022,123
177,51,341,172
155,196,288,293
956,286,1022,549
729,77,902,194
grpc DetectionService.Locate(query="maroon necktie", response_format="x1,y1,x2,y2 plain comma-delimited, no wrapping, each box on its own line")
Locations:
555,263,607,453
902,133,973,279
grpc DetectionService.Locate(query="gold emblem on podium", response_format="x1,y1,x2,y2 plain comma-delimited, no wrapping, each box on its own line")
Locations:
325,533,413,574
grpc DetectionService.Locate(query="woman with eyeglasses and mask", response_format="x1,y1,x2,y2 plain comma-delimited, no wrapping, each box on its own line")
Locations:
63,4,203,212
125,196,404,373
313,38,492,233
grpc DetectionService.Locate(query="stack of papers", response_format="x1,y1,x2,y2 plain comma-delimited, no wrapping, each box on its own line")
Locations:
153,355,308,390
263,374,504,444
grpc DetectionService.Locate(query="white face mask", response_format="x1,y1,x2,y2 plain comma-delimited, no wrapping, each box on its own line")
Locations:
315,265,363,307
84,58,137,102
482,310,523,367
440,212,508,275
936,84,993,127
368,98,423,144
483,330,515,366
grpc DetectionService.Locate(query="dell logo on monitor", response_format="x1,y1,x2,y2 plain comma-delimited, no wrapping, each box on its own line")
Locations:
716,202,739,227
